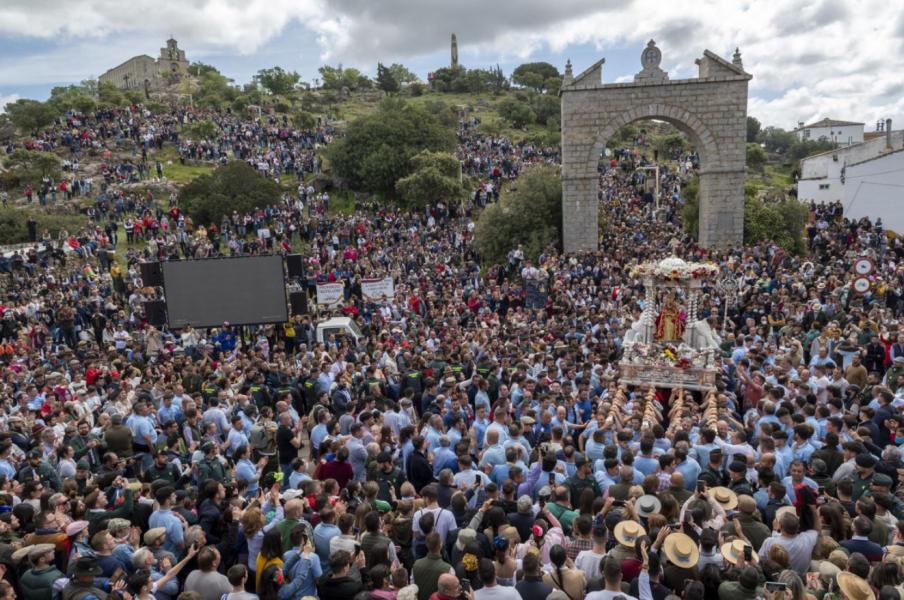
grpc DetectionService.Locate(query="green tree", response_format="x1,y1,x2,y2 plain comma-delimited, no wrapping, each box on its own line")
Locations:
5,99,56,134
498,97,535,128
291,111,316,130
474,165,561,264
746,143,767,172
545,77,563,95
184,119,218,140
179,161,282,225
395,151,465,208
746,116,761,143
529,93,560,126
97,81,124,107
0,115,16,142
682,179,806,254
318,65,370,91
760,126,797,154
187,62,220,77
324,98,456,195
512,62,560,92
376,63,400,94
788,139,834,161
47,84,97,114
422,99,458,129
3,149,61,188
318,65,343,90
254,66,301,95
655,132,689,159
387,63,418,84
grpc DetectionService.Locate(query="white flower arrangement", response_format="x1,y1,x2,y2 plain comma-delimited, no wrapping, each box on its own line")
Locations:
629,256,719,281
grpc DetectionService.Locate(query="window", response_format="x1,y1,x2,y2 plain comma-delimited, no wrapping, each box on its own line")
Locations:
803,129,811,139
819,184,831,190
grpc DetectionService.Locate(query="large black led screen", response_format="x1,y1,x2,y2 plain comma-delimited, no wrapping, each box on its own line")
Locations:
162,256,288,328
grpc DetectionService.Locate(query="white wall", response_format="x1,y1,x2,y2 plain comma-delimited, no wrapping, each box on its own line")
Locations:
797,124,864,145
844,150,904,233
798,131,904,204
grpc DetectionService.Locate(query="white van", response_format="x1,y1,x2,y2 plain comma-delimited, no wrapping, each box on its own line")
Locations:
315,317,364,346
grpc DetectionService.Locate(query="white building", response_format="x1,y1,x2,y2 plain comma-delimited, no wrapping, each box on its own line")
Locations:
798,128,904,232
794,118,864,146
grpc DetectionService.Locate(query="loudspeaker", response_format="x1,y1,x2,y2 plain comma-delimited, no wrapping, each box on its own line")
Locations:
286,254,304,279
144,300,167,326
140,262,164,286
289,291,308,316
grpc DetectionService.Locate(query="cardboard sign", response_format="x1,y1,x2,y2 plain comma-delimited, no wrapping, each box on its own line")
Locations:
361,277,394,301
316,282,344,306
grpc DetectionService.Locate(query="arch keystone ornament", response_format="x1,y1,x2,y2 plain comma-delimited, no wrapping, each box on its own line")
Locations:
559,41,752,252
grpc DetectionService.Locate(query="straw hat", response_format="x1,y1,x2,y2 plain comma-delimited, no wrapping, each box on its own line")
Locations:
720,539,752,565
662,532,700,569
710,487,738,511
837,572,872,600
614,520,646,547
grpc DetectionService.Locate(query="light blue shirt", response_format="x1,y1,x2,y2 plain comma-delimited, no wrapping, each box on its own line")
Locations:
235,458,258,494
782,476,818,504
288,470,312,491
157,403,182,426
226,428,249,458
310,423,328,450
313,522,340,565
634,456,660,477
127,414,158,446
278,549,322,599
676,458,702,490
479,444,507,468
148,508,184,555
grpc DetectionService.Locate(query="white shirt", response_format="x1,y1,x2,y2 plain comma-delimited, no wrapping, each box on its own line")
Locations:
475,587,523,600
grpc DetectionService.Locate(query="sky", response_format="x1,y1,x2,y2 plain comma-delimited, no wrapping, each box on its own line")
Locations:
0,0,902,131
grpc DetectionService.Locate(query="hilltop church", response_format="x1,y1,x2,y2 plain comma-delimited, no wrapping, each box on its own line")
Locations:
99,38,189,94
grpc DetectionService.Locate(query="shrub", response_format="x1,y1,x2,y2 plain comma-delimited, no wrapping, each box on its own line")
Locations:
178,161,282,226
474,165,561,264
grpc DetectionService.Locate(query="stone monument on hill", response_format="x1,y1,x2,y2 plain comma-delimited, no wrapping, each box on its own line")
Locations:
451,33,459,68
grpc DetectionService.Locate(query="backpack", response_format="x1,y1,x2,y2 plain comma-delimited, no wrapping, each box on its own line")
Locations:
249,421,276,453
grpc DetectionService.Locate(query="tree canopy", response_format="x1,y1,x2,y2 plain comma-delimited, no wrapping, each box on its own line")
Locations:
387,63,418,84
178,161,282,225
430,65,508,94
253,66,301,95
5,99,56,134
318,65,372,91
324,98,457,196
376,63,400,94
681,178,807,254
512,62,561,92
474,165,562,264
395,151,465,208
746,116,761,143
3,149,61,189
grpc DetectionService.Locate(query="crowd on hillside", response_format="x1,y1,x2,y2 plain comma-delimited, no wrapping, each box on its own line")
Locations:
2,101,904,600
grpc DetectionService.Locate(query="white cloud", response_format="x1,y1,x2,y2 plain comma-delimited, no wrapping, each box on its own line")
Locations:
0,0,900,129
0,94,20,113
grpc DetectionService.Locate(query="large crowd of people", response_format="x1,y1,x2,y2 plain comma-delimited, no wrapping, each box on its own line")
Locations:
0,99,902,600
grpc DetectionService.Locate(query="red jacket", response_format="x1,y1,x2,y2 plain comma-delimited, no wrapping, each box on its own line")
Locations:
317,460,353,490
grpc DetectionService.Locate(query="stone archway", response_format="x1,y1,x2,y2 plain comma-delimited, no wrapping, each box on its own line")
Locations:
559,41,752,252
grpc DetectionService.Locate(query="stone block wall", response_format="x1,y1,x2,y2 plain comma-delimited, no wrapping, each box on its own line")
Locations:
560,53,751,253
